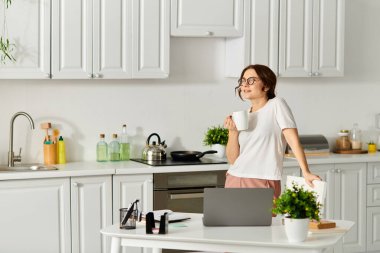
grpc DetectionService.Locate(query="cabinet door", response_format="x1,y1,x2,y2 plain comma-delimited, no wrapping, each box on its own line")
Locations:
51,0,93,79
71,176,112,253
335,163,366,253
367,207,380,252
311,0,344,77
279,0,313,77
92,0,132,79
0,178,71,253
225,0,279,77
171,0,243,37
131,0,170,78
113,174,153,253
368,162,380,184
0,0,50,79
308,164,335,219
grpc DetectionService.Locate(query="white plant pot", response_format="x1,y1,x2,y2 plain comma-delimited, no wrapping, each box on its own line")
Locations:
211,144,225,158
284,217,309,242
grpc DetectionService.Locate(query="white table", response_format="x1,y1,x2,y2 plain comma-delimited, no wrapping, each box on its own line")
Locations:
101,213,354,253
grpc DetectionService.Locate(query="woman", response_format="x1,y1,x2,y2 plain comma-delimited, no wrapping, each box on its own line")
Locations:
224,64,320,199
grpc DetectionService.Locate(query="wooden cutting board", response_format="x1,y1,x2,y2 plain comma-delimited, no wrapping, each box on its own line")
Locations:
333,150,368,154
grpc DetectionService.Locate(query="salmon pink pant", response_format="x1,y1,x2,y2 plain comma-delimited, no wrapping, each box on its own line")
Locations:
225,173,281,199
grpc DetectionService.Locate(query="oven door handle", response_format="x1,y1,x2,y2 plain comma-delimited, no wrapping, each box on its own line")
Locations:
170,192,204,200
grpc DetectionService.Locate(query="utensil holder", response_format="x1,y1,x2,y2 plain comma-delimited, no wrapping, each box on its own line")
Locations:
120,208,137,229
44,143,57,165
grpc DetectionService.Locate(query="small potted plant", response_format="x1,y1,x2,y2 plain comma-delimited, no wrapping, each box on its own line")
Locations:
272,183,321,242
203,125,228,158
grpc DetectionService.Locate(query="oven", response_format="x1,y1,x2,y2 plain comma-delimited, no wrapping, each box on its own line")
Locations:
154,170,226,214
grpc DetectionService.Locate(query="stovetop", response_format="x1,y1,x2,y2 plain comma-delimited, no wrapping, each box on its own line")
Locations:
131,158,227,166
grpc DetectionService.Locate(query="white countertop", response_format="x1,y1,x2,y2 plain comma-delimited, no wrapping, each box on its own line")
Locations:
101,213,354,252
0,152,379,181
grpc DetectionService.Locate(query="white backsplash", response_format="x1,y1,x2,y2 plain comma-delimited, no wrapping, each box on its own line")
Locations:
0,0,379,163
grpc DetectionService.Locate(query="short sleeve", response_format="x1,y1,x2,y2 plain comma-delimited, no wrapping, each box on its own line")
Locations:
274,98,297,129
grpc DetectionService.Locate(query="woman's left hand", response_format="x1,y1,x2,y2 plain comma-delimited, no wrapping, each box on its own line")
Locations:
303,172,322,187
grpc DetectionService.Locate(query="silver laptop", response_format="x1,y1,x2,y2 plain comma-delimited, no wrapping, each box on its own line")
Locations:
203,188,274,226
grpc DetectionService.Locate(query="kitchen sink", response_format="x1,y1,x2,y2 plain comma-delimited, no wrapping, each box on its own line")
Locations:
0,164,58,172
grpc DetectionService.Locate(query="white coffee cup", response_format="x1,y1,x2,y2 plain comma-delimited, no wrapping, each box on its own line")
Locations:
232,110,249,131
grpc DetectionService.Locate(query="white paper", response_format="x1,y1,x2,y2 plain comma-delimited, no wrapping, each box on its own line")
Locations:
152,210,191,222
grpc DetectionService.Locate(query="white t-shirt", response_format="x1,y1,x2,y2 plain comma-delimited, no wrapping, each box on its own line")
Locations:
227,97,297,180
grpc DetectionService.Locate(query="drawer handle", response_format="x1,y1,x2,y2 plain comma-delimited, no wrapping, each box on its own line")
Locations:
170,193,204,200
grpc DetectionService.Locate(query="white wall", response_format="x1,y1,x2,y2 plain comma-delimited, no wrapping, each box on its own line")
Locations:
0,0,379,164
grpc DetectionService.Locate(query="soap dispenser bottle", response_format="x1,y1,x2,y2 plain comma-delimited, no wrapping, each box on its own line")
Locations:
109,134,120,161
120,124,130,161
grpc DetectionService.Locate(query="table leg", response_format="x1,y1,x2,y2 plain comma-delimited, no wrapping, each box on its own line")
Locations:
111,237,121,253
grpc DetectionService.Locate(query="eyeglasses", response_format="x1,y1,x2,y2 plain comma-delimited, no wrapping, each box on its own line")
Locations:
238,77,261,86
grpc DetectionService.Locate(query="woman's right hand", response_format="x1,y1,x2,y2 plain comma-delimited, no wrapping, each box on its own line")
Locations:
224,115,238,132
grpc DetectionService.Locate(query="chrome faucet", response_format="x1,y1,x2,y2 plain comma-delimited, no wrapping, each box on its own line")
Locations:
8,112,35,167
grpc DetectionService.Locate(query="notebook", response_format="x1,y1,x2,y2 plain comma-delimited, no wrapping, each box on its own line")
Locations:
203,188,274,226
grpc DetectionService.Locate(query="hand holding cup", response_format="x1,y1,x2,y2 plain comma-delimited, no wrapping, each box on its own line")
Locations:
232,110,249,131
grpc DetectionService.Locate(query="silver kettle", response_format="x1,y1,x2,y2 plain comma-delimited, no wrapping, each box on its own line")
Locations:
142,133,167,161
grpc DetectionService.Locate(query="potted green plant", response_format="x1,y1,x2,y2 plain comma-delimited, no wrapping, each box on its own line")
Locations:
272,183,321,242
203,125,228,158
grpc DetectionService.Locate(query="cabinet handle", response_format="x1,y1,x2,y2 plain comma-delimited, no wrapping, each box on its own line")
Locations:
336,169,341,173
206,31,213,36
94,74,101,78
170,193,204,200
314,72,321,77
308,72,313,77
45,73,51,78
72,182,80,187
88,74,93,78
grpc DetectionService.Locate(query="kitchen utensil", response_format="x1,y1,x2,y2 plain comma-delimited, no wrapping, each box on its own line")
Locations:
142,133,167,161
40,122,51,142
52,128,60,143
170,150,217,161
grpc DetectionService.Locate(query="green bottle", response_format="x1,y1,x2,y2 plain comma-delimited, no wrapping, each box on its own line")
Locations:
108,134,120,161
120,124,130,161
96,134,108,162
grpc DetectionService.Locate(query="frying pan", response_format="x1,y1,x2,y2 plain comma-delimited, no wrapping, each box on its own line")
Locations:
170,150,217,161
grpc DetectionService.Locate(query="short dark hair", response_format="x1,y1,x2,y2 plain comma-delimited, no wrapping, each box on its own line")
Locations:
235,64,277,100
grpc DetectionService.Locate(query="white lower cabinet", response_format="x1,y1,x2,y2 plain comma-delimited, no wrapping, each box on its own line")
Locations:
367,207,380,252
71,175,113,253
113,174,153,253
367,162,380,252
310,163,366,253
0,178,71,253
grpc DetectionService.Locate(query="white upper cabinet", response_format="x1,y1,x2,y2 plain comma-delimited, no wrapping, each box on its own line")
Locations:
278,0,345,77
51,0,93,79
92,0,133,79
132,0,170,78
171,0,244,37
51,0,169,79
0,0,50,79
225,0,279,77
52,0,131,79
